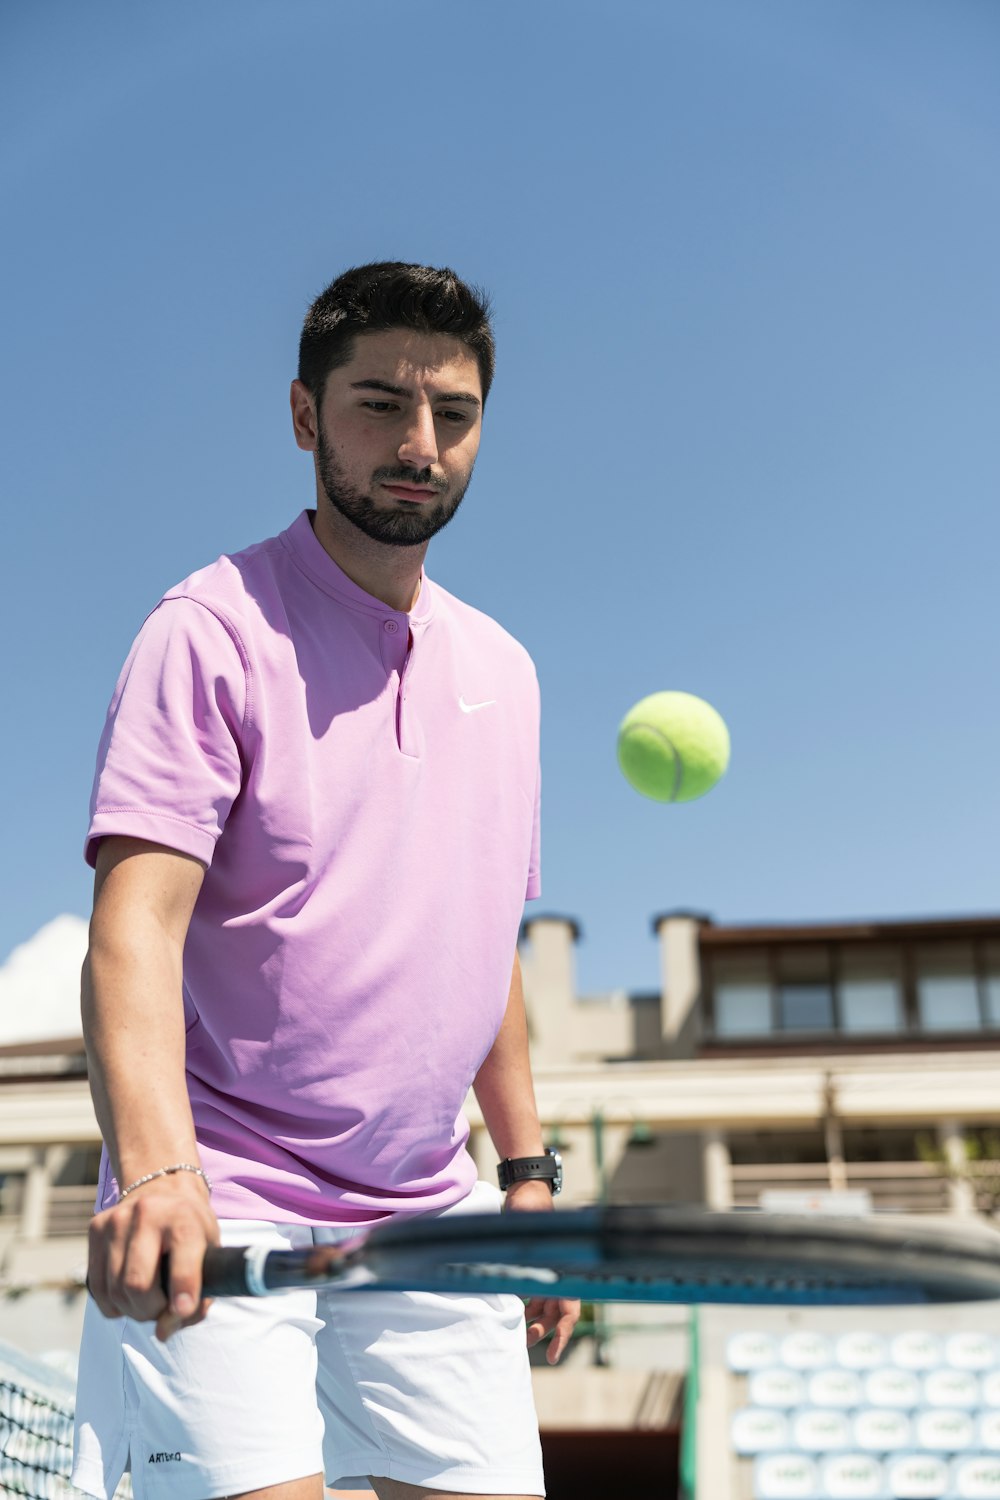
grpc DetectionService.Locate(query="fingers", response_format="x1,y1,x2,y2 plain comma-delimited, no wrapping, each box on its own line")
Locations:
524,1297,548,1348
545,1301,580,1366
163,1215,209,1319
155,1294,211,1343
87,1180,218,1340
88,1202,166,1323
155,1221,214,1342
523,1297,581,1365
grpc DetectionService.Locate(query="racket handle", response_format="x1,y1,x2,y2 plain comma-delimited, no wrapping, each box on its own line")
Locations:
159,1246,253,1299
201,1246,253,1296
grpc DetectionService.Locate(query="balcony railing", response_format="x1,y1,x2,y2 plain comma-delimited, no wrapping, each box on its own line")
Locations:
46,1184,97,1235
6,1164,1000,1240
0,1185,95,1239
730,1160,954,1215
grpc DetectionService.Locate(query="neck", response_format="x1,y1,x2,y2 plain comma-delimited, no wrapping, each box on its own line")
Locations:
311,502,427,613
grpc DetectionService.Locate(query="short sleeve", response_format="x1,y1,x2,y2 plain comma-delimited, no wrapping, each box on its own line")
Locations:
85,597,248,868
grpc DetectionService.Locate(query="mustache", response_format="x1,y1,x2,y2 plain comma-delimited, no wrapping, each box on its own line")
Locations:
372,466,447,493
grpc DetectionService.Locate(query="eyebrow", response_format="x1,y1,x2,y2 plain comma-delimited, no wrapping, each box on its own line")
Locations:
349,378,481,410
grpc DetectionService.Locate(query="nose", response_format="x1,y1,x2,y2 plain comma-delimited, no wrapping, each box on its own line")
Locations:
397,403,438,471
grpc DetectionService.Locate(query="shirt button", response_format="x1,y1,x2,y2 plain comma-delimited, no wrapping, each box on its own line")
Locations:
383,619,398,633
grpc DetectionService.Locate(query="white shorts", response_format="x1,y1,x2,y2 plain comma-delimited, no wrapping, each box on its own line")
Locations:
72,1183,544,1498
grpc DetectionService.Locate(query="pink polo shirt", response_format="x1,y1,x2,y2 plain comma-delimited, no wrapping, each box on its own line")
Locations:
88,511,541,1224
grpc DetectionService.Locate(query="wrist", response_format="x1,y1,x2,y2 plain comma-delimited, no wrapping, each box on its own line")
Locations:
497,1147,562,1197
503,1177,557,1210
117,1163,212,1202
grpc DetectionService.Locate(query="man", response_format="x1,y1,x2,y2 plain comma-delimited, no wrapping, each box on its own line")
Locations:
73,262,577,1500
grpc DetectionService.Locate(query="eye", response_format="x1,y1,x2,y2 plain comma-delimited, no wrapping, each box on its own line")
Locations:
438,408,470,423
361,400,398,413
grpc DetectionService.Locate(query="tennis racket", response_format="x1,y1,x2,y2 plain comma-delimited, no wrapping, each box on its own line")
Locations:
193,1206,1000,1305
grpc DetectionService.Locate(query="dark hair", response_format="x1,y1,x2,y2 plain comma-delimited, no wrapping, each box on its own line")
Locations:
298,261,495,407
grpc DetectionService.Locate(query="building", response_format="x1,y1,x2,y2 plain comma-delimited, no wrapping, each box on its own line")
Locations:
466,911,1000,1217
3,910,1000,1496
5,909,1000,1285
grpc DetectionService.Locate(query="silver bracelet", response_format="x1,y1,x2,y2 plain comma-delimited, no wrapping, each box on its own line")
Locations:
118,1163,212,1201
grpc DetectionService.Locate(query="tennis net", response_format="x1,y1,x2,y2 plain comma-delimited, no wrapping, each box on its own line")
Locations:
0,1338,131,1498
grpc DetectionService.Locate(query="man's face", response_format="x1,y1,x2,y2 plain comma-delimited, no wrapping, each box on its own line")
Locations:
300,328,484,548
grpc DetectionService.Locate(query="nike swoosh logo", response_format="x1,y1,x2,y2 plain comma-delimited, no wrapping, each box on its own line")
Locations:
459,695,497,714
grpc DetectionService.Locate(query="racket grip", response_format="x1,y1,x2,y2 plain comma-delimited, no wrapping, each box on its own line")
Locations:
158,1247,253,1299
201,1246,254,1296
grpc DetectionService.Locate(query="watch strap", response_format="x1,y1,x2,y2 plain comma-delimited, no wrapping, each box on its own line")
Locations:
497,1151,560,1193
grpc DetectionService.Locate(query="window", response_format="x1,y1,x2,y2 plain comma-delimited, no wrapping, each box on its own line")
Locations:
53,1147,103,1187
984,943,1000,1028
713,953,771,1037
916,944,981,1031
729,1130,828,1166
707,933,1000,1042
839,947,904,1034
777,948,834,1032
842,1128,922,1164
0,1174,25,1222
780,984,833,1030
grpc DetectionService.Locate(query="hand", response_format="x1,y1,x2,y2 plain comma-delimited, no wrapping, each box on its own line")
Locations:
522,1293,580,1365
86,1171,219,1342
503,1178,581,1365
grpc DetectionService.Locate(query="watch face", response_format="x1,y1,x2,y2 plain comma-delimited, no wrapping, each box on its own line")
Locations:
546,1148,563,1195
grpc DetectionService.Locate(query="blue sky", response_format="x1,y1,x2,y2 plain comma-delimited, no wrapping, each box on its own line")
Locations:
3,0,998,995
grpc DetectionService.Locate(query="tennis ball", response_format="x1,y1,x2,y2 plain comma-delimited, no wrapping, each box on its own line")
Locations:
617,691,730,803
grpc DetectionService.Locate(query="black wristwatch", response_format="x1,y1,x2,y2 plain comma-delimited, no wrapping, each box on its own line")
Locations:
496,1147,563,1196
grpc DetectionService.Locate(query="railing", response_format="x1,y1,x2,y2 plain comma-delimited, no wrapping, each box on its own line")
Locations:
11,1163,1000,1237
966,1160,1000,1215
730,1160,953,1215
46,1184,96,1236
0,1184,94,1238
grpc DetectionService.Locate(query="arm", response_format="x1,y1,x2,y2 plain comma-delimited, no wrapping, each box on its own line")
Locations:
473,951,579,1364
83,836,218,1341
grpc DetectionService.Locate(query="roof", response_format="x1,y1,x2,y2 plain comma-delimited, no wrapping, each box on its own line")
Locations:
651,913,1000,946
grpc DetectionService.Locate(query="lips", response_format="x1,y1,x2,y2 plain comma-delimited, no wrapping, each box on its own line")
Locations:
381,484,439,503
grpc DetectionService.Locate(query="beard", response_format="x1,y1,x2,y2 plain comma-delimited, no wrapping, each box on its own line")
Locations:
315,425,470,548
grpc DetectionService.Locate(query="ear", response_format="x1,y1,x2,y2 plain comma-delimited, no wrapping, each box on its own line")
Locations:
290,379,319,451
